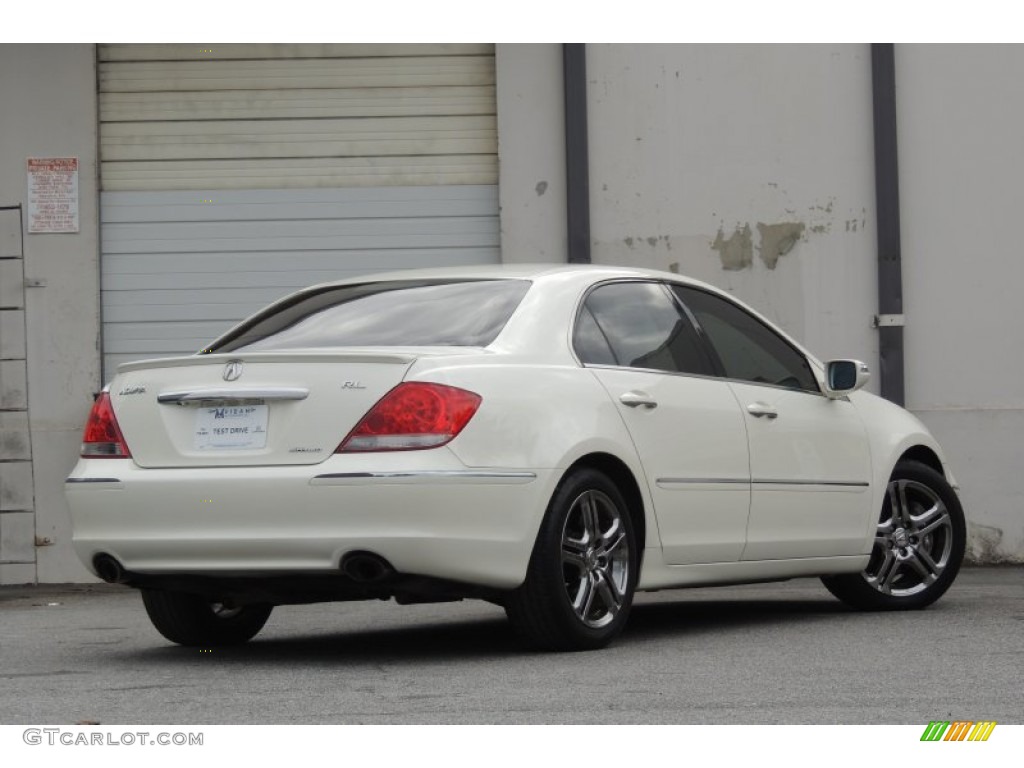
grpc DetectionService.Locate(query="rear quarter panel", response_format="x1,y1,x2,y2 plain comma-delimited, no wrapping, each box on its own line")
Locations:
404,356,661,550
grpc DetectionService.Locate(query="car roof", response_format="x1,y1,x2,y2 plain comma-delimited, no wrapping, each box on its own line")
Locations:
305,262,725,294
207,261,825,371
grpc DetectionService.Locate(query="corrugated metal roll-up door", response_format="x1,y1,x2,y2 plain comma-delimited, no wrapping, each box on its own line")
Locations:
98,44,500,378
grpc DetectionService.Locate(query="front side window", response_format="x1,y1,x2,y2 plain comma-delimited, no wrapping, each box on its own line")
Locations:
208,279,530,353
672,286,819,393
574,282,715,375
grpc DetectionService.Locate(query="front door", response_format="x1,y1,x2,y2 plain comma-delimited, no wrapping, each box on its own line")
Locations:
672,284,873,561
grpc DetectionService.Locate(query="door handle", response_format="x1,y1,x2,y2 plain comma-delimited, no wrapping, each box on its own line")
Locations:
746,402,778,419
620,391,658,409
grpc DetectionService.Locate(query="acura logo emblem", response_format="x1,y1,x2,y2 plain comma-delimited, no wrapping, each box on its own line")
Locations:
222,360,244,382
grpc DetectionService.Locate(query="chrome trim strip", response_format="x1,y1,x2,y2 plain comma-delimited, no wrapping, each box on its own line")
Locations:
311,470,538,486
157,387,309,405
656,477,869,489
753,479,869,488
657,477,749,486
65,477,122,484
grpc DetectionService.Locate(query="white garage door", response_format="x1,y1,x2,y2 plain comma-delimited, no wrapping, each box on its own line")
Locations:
98,44,499,378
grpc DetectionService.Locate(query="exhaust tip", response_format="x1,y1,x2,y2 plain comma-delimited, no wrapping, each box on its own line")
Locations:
341,552,395,583
93,554,127,584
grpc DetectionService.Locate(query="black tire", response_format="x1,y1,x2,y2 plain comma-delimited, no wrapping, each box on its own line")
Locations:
141,589,272,646
505,468,637,651
822,460,966,611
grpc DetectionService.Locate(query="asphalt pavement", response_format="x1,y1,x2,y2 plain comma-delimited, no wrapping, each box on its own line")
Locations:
0,567,1020,724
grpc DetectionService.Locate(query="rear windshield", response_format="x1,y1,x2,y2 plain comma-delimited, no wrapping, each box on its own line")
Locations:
207,279,531,353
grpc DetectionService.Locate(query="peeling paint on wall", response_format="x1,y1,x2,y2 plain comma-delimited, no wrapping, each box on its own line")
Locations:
757,222,806,269
711,224,753,270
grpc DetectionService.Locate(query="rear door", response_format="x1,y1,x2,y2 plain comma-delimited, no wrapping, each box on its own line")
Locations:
575,281,751,565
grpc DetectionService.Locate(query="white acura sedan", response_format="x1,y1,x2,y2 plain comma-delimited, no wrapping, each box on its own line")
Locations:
66,264,965,651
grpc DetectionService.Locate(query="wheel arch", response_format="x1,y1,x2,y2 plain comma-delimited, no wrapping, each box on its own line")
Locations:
896,444,945,477
560,452,648,571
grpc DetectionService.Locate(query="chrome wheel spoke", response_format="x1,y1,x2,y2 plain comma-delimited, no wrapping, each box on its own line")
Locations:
915,509,951,539
598,530,626,559
593,571,622,615
573,573,596,617
881,558,902,592
869,550,899,594
912,502,942,526
906,551,934,582
915,546,942,578
562,530,588,571
895,481,913,527
580,492,599,542
886,483,902,526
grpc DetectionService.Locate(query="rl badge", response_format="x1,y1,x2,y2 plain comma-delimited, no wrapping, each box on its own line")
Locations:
920,721,997,741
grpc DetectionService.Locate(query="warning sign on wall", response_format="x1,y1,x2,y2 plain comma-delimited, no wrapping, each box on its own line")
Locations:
27,157,79,234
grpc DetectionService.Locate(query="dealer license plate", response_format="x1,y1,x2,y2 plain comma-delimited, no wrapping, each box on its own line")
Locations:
194,405,268,450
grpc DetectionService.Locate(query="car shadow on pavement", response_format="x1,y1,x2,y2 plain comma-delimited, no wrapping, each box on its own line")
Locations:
626,597,852,641
122,597,853,665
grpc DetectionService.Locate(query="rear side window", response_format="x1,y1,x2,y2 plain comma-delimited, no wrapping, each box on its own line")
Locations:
209,280,530,353
575,282,715,375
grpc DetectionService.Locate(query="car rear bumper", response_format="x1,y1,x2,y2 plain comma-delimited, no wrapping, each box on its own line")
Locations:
66,453,555,591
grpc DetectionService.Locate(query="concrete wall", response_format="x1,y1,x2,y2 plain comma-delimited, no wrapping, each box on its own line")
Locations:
496,44,568,263
586,44,879,369
0,45,101,583
897,45,1024,562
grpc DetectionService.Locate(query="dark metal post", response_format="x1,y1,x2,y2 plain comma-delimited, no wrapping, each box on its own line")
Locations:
871,43,905,405
563,43,591,264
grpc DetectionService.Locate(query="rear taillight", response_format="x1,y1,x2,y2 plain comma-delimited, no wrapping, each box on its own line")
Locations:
337,382,481,453
81,392,132,458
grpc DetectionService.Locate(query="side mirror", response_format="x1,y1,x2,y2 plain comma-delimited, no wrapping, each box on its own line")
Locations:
824,359,870,398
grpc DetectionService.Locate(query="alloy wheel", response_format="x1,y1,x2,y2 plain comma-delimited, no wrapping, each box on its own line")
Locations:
560,489,631,628
865,479,954,597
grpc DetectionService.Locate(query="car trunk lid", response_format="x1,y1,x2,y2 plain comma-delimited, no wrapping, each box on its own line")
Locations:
109,351,417,468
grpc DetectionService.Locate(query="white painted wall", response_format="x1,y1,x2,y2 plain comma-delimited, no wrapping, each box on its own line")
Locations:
495,44,568,262
0,45,100,583
897,45,1024,562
